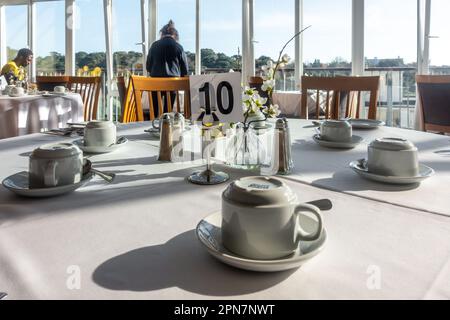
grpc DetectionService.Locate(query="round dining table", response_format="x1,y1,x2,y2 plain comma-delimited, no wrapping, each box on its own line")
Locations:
0,93,84,140
0,119,449,300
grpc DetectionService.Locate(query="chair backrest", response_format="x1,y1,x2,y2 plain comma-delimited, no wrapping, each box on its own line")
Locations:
416,75,450,134
36,76,69,91
68,76,101,121
300,76,380,120
116,75,127,116
248,76,269,103
122,76,191,123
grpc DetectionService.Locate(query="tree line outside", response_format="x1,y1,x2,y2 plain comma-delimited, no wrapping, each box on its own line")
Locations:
7,46,442,94
10,46,420,76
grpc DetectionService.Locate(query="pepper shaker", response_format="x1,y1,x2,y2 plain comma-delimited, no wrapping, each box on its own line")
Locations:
158,114,173,161
274,117,293,175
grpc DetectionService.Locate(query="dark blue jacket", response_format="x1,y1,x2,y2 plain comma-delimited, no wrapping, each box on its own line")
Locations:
146,36,189,77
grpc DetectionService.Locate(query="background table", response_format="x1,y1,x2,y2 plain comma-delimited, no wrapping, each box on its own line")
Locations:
0,93,84,139
0,120,449,299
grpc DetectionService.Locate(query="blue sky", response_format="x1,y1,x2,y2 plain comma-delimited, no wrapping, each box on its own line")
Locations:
4,0,450,65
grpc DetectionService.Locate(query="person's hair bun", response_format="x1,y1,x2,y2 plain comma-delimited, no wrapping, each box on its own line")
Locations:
160,20,179,41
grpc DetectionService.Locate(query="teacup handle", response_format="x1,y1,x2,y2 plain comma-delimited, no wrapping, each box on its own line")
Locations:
294,203,323,242
44,160,58,187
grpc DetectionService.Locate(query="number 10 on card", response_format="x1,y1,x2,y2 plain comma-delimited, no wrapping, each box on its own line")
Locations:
189,73,243,124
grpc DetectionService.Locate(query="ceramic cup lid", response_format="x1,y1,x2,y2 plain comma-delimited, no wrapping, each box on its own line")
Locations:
85,120,116,129
222,176,297,206
31,143,82,159
369,138,417,151
321,120,351,129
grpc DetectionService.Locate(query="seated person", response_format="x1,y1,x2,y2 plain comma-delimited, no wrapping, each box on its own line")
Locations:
1,48,33,84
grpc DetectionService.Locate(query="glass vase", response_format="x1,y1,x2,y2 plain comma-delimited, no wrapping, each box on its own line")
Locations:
226,123,271,171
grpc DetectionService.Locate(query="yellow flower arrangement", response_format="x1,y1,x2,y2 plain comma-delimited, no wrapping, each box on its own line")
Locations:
77,66,102,77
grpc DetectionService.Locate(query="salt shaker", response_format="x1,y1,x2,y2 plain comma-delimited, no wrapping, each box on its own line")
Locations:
158,114,173,161
173,112,185,132
274,118,293,175
172,112,185,161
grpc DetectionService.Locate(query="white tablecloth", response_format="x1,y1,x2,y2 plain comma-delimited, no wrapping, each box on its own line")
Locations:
0,93,84,139
273,91,302,117
0,120,449,300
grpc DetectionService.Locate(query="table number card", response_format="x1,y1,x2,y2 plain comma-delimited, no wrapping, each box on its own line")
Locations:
189,72,243,124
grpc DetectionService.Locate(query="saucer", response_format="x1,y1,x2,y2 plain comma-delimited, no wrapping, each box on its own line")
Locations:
9,93,26,98
349,159,435,185
196,211,327,272
313,134,363,149
51,91,68,96
348,119,385,130
73,137,128,154
144,127,161,137
2,171,93,198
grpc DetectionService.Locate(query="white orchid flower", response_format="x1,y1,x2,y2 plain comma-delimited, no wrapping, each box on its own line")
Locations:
266,104,281,118
242,93,251,102
259,97,268,105
281,54,290,63
264,79,275,88
261,83,269,92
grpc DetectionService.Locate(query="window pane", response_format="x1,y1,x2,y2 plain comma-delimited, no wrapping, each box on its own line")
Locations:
112,0,143,75
365,0,416,128
75,0,106,74
303,0,352,76
4,5,27,62
430,0,450,75
35,0,65,75
255,0,295,91
75,0,107,119
159,0,196,74
201,0,241,73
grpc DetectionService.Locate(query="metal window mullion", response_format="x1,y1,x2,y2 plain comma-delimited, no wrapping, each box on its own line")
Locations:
248,0,254,77
140,0,147,76
195,0,200,75
294,0,303,89
242,0,251,84
422,0,431,75
27,0,36,80
65,0,75,76
148,0,157,47
351,0,364,76
103,0,113,121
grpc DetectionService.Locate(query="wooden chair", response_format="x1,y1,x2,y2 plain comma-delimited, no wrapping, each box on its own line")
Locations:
67,76,101,121
121,76,191,123
416,75,450,134
36,76,69,91
116,75,128,118
300,76,380,120
248,76,269,105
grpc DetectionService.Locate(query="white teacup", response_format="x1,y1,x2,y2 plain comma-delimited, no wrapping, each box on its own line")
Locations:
320,120,352,142
367,138,419,177
4,85,15,95
54,86,66,94
84,121,117,147
29,143,83,189
221,176,323,260
10,86,25,97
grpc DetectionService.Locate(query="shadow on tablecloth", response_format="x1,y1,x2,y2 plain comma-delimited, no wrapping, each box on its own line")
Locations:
92,230,297,296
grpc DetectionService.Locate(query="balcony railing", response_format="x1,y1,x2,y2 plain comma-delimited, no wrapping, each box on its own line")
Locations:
37,65,450,128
